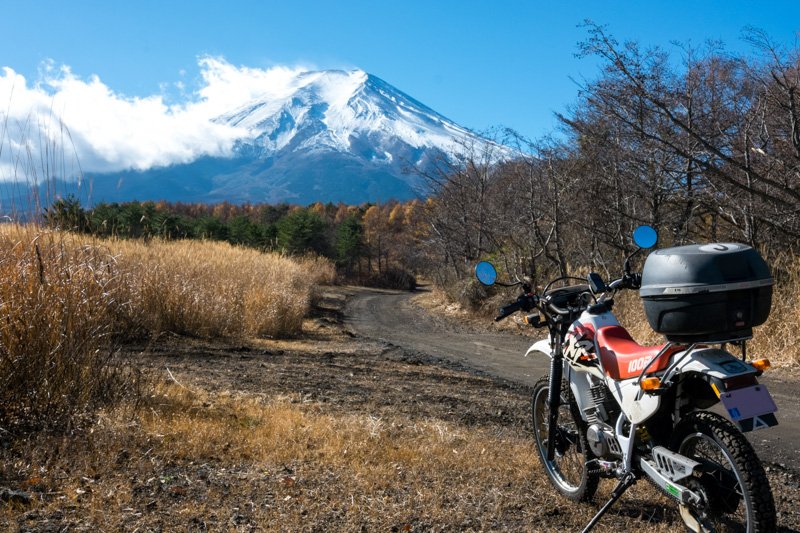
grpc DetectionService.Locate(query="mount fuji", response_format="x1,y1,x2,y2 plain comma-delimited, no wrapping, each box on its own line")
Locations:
84,69,509,206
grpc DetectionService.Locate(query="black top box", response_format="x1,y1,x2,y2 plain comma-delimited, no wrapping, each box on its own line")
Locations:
639,243,774,343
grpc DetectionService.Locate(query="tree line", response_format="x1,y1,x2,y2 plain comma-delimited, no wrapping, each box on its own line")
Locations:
43,196,426,288
42,25,800,297
418,23,800,293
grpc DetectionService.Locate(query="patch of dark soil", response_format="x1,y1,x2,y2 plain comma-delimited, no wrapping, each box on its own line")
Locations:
138,333,531,433
4,287,800,532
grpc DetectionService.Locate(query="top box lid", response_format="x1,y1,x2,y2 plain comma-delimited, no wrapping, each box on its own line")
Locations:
639,243,774,298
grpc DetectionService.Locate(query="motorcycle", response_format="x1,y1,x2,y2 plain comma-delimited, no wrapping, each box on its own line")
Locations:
475,226,778,533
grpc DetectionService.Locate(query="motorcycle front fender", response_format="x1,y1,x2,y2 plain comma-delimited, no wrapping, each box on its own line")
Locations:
526,338,553,358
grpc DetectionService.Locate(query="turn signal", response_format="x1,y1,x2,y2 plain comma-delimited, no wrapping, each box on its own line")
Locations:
750,358,771,372
640,377,661,391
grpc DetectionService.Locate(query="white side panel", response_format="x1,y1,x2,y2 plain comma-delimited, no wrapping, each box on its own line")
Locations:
608,376,661,424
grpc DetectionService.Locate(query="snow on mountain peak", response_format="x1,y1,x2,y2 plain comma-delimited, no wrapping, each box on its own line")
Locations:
215,68,472,159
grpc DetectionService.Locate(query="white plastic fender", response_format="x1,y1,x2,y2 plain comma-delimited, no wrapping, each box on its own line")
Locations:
525,339,553,358
665,347,757,381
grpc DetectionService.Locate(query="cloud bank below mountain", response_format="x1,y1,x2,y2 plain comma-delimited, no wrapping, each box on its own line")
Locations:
0,58,319,180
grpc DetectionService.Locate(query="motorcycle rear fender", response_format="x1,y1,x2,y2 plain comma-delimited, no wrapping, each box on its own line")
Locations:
608,347,763,425
666,347,759,384
668,348,778,431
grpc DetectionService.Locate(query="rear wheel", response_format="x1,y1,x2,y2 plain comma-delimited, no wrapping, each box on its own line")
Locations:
670,411,776,533
531,376,598,501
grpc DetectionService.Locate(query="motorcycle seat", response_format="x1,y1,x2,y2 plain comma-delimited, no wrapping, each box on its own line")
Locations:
596,325,678,380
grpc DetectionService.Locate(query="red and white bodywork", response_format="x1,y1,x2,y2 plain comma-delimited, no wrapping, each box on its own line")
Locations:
526,306,775,427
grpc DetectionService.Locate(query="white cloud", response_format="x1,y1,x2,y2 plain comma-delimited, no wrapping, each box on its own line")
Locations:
0,57,313,181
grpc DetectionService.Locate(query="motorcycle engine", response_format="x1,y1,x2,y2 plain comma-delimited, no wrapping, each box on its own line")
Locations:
587,424,622,458
584,382,620,425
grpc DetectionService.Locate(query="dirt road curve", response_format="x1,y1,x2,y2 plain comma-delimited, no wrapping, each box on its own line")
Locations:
346,285,800,472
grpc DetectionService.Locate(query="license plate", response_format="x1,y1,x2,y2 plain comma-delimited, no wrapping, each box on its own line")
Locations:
719,384,778,432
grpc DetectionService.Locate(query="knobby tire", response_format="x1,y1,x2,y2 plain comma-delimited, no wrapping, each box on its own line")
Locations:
670,411,776,533
531,375,599,502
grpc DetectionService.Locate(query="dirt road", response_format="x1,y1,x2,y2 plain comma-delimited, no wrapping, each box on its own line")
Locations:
346,284,800,472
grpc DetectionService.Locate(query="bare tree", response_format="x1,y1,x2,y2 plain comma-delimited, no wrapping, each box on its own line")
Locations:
568,21,800,246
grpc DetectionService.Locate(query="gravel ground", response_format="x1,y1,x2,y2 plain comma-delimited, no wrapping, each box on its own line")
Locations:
2,287,799,532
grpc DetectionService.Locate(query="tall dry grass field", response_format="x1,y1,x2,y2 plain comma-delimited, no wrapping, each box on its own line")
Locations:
114,239,335,339
0,223,335,430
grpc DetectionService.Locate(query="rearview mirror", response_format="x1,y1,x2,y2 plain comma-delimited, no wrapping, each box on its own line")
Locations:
475,261,497,286
633,225,658,249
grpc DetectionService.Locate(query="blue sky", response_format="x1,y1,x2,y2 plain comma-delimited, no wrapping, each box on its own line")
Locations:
1,0,799,174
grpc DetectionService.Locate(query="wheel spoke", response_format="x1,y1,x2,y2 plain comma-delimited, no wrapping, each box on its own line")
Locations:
531,377,598,502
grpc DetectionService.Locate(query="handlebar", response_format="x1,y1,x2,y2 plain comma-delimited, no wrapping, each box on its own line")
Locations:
547,302,576,316
606,273,642,292
495,293,538,322
493,273,641,322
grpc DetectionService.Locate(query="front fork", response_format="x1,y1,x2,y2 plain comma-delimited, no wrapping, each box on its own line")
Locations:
546,342,564,462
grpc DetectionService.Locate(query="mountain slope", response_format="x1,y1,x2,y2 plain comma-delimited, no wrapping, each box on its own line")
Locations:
85,69,505,205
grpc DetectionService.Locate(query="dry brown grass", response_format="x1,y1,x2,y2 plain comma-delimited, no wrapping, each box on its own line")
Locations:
0,225,129,429
0,223,334,431
114,239,334,339
293,252,339,287
0,380,687,532
747,251,800,367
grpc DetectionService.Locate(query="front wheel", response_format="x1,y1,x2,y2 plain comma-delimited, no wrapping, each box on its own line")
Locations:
670,411,776,533
531,376,598,501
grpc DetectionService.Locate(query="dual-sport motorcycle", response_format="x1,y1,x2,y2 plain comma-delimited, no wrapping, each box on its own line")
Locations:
475,226,778,533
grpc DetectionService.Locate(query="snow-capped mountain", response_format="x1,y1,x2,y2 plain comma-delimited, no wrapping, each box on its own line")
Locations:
217,69,472,159
85,69,508,205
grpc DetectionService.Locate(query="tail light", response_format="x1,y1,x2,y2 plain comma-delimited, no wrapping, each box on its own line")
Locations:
722,374,757,391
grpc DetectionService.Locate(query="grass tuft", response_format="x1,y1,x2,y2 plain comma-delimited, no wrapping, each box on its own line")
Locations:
114,239,331,339
0,224,129,430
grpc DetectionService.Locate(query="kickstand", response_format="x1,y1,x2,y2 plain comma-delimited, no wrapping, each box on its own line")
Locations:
582,472,638,533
